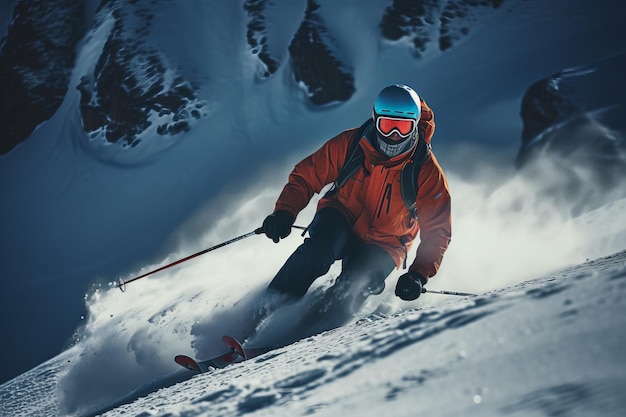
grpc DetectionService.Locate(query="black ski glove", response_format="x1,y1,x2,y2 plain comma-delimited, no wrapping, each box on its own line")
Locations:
395,271,427,301
262,210,295,243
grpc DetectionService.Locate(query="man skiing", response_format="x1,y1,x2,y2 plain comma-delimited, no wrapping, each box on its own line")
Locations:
260,84,451,320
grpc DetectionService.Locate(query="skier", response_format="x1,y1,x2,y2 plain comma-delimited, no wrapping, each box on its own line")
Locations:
259,84,451,321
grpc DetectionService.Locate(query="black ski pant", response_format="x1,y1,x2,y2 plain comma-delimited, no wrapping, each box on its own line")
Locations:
267,207,396,300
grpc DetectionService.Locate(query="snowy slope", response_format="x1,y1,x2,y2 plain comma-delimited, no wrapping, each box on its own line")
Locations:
100,251,626,417
1,0,626,412
1,250,625,417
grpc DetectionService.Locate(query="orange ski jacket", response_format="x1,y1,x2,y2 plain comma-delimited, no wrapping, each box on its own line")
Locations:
274,100,451,280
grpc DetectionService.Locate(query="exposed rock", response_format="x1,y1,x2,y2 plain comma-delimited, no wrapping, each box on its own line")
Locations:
244,0,281,79
517,78,580,157
516,52,626,214
0,0,85,154
76,0,205,149
288,0,355,106
244,0,354,105
380,0,439,56
0,0,517,144
517,52,626,166
380,0,505,56
439,0,504,51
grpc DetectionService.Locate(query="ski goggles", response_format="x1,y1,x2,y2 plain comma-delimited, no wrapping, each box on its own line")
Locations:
375,116,416,139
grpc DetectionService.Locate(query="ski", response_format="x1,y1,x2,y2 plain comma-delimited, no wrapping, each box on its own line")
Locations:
174,335,272,373
223,335,246,360
174,349,240,373
223,335,275,361
174,354,203,372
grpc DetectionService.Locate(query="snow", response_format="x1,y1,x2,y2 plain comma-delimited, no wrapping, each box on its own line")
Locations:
1,0,626,416
3,250,626,417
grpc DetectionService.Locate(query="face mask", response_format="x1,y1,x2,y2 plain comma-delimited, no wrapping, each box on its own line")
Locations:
376,131,416,157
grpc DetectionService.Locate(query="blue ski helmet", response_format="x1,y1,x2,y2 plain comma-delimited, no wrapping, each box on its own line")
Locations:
373,84,421,126
372,84,422,156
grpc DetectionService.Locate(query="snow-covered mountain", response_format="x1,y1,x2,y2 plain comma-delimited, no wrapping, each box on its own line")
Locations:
0,0,528,155
1,0,625,414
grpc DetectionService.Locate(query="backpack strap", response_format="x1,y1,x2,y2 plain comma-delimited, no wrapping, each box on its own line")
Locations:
324,119,372,198
324,120,430,220
400,128,431,219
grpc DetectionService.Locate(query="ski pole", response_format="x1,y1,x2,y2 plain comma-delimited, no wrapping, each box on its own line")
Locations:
117,225,307,292
422,288,477,297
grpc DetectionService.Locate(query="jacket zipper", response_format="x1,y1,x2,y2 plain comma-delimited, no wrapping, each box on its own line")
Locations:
375,167,391,220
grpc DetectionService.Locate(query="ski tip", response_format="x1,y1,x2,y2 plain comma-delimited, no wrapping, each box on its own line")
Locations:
175,354,202,373
222,335,239,344
222,335,247,360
